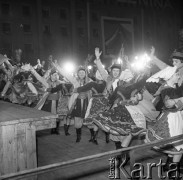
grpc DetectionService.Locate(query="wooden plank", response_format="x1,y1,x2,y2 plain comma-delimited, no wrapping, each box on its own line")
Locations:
0,101,57,126
0,100,58,177
34,119,56,131
26,123,37,169
0,127,3,176
17,124,26,172
2,125,17,175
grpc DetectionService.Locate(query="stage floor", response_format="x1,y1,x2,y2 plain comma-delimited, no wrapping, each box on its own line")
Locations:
36,126,170,180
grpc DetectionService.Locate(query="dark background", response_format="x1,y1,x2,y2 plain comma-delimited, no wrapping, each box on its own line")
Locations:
0,0,182,67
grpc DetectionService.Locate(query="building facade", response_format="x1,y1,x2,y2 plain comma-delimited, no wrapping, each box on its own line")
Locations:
0,0,182,66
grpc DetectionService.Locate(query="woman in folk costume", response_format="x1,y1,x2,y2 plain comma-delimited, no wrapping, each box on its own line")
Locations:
47,81,73,136
52,62,92,142
146,65,183,174
40,69,63,134
72,70,108,145
94,47,124,143
0,69,6,94
0,54,19,99
20,63,62,134
93,73,148,150
0,57,39,105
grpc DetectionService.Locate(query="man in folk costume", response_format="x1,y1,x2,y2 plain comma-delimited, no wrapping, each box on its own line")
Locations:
52,62,92,142
147,49,183,175
150,47,183,76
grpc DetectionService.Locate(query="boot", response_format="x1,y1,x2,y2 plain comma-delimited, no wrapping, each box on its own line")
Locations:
115,141,122,150
89,129,94,142
163,156,173,172
76,128,81,143
64,124,70,136
115,142,129,166
168,162,180,180
93,130,99,145
55,121,60,135
105,132,109,143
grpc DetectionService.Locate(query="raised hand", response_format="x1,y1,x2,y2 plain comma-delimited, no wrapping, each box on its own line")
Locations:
37,59,41,64
86,54,93,63
21,64,32,71
95,47,102,59
150,46,155,57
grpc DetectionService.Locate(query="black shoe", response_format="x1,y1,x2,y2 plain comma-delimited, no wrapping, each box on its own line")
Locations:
163,156,173,172
54,120,60,135
115,141,122,150
105,132,109,143
76,137,81,142
115,142,129,166
93,139,98,145
89,129,94,142
167,162,181,180
89,138,93,142
66,132,70,136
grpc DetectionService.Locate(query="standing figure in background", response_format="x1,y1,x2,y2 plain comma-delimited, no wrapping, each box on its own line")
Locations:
13,49,23,67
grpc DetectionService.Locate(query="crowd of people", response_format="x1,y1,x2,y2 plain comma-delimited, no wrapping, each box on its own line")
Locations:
1,46,183,177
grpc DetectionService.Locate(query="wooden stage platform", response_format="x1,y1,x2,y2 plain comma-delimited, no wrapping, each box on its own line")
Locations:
1,101,183,180
36,126,169,180
0,101,57,176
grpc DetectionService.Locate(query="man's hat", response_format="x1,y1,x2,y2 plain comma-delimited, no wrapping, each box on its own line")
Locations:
171,50,183,61
110,63,122,70
77,66,86,72
50,68,58,75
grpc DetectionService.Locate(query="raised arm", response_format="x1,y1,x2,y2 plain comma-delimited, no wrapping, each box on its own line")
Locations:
94,48,108,81
26,82,38,95
21,64,49,88
43,67,53,80
150,46,169,70
30,67,49,88
4,59,14,73
52,62,79,88
1,80,11,97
